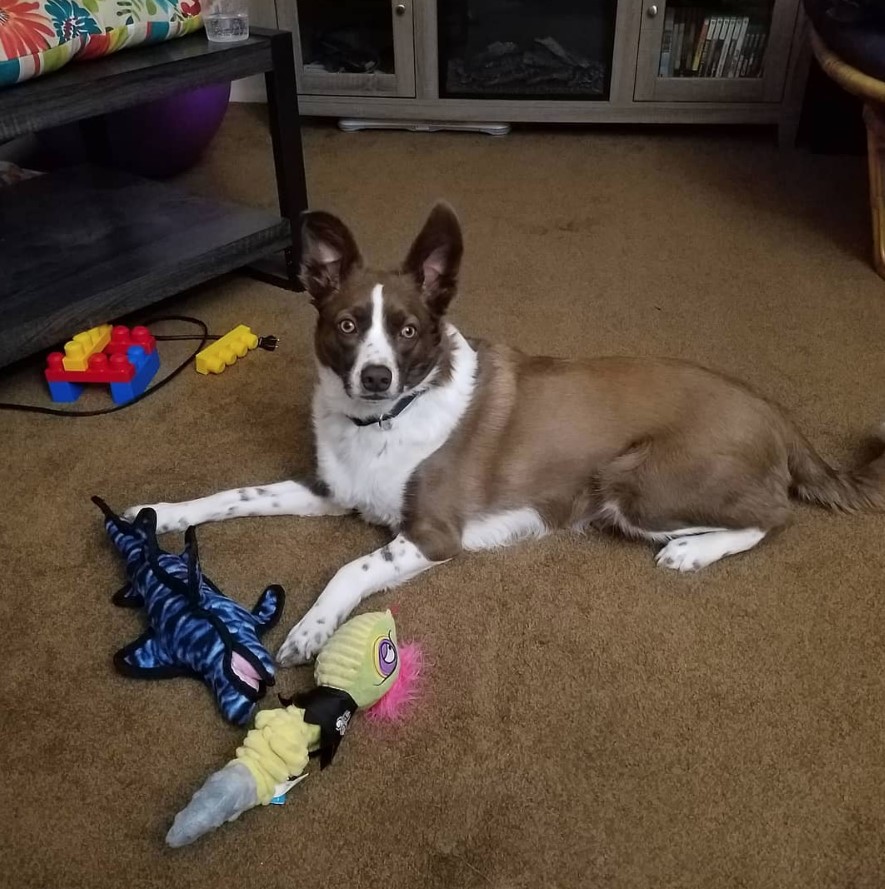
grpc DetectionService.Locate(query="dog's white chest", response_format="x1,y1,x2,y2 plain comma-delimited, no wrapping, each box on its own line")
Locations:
312,327,477,528
315,418,437,526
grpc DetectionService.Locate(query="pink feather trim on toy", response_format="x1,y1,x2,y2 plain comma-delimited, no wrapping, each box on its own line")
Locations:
365,642,424,723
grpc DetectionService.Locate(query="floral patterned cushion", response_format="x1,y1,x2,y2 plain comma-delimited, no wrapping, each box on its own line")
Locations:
0,0,201,87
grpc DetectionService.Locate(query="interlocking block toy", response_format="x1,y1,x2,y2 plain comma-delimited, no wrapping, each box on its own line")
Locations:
195,325,259,375
46,335,159,405
62,324,113,371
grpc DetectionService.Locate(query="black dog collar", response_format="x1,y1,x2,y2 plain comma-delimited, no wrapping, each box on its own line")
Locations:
348,390,424,430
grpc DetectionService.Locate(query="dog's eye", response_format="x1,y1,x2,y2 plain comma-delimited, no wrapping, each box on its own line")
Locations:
338,319,356,335
400,325,417,339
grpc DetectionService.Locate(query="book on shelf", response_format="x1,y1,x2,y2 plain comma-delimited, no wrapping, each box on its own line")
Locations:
718,19,735,77
739,26,766,78
695,16,712,77
672,19,684,77
681,10,700,75
659,8,675,77
717,18,736,77
726,18,749,79
691,15,710,73
751,28,768,77
719,18,741,77
701,17,721,77
707,15,728,77
741,28,756,77
657,8,771,80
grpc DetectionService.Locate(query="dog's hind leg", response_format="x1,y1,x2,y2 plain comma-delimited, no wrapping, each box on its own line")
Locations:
654,527,768,572
125,480,350,534
593,437,791,572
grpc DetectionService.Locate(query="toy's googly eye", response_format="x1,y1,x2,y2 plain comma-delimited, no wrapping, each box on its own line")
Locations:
374,635,398,679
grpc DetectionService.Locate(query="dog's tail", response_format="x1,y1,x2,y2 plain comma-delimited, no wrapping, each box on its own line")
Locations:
787,422,885,512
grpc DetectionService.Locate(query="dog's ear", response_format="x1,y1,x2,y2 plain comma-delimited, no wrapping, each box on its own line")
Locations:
402,202,463,317
300,211,363,305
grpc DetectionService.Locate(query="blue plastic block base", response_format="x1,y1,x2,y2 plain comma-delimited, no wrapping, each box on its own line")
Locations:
109,347,160,405
47,380,85,403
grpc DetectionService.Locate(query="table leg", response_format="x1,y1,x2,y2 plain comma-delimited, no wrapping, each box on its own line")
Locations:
256,30,308,291
863,102,885,280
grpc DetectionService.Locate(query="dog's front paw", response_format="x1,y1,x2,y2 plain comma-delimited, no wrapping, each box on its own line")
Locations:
122,504,144,522
276,612,337,667
123,502,188,534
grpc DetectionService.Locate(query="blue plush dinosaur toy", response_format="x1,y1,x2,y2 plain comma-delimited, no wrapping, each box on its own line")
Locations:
93,497,285,726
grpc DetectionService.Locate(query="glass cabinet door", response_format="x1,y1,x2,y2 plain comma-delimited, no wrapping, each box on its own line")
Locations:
634,0,800,102
285,0,416,97
437,0,619,101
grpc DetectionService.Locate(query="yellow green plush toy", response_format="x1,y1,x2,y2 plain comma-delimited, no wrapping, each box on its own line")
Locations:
166,610,419,847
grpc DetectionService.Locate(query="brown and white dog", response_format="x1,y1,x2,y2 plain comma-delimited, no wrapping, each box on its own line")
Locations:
129,203,885,666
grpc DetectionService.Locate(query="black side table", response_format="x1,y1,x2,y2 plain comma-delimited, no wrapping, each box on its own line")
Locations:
0,28,307,369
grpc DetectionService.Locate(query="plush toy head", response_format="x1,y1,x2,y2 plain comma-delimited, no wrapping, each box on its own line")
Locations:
315,610,400,707
313,609,422,721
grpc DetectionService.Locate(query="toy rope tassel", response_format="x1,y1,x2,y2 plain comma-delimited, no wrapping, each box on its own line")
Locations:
166,610,423,847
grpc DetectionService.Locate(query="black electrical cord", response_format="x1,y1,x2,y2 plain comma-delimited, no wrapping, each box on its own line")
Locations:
0,315,265,418
156,333,280,351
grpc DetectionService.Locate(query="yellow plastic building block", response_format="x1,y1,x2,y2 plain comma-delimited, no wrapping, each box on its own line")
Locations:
195,325,259,375
62,324,112,371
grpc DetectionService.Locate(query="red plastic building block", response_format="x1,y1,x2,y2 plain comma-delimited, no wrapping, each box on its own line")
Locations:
46,350,137,384
105,325,156,356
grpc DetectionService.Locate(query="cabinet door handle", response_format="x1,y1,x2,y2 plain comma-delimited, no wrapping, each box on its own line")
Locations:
395,3,406,14
647,4,658,16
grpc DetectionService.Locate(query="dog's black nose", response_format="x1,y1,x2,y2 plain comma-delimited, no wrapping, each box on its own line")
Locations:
360,364,392,393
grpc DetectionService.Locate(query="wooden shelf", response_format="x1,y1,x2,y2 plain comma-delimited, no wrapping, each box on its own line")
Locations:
0,166,291,368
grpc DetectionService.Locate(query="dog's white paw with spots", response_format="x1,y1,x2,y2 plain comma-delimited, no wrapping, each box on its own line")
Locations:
123,503,188,533
656,528,766,573
277,611,336,667
656,537,713,573
122,504,147,522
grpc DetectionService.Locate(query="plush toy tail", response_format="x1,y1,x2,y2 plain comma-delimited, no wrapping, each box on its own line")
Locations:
166,762,258,848
364,642,424,724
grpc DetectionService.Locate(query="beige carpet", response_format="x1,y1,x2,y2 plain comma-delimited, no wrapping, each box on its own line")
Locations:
2,107,885,889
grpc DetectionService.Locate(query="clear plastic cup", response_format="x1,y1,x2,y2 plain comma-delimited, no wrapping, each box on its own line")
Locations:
204,0,249,43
